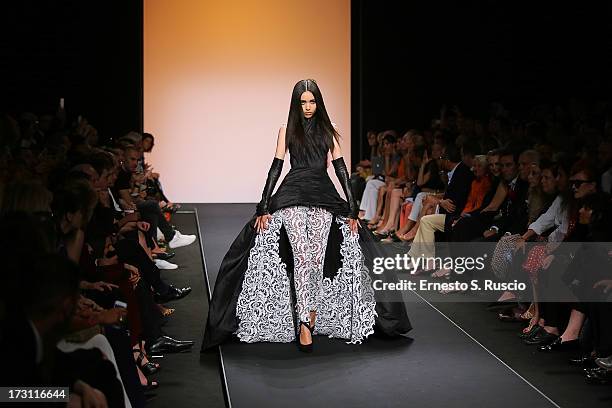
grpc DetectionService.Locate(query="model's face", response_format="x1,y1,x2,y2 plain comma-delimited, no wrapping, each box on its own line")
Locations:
540,169,556,194
300,91,316,118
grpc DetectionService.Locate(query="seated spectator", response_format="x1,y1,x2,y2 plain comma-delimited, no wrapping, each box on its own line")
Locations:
359,133,400,222
407,144,474,271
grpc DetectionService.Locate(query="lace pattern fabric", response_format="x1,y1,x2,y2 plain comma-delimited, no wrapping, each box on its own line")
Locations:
234,206,377,344
277,206,333,324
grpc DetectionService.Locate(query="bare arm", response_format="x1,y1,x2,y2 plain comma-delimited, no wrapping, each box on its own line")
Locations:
481,182,508,212
417,163,431,187
275,124,287,160
330,124,343,160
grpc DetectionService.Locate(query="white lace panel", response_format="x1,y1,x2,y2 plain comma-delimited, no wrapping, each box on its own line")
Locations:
277,206,333,324
234,209,377,344
235,214,295,343
316,217,377,344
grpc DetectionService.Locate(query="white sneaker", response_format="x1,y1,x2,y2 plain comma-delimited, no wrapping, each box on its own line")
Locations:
168,232,196,249
155,259,178,270
175,230,196,239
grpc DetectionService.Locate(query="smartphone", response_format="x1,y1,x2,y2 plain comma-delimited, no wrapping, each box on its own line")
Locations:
114,300,127,309
113,300,128,329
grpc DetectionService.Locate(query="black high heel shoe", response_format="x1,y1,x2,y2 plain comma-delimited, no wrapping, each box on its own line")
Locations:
134,348,160,376
297,321,314,353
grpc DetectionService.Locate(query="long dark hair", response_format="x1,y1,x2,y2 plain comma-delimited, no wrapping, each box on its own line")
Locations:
285,79,340,154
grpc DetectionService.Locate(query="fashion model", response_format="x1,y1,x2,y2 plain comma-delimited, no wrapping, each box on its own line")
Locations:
201,79,411,353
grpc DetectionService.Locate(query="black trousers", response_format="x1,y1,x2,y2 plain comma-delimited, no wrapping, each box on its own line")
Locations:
450,212,495,242
134,280,164,342
104,326,146,408
575,302,612,356
114,238,171,295
539,302,573,330
137,199,175,243
449,212,495,282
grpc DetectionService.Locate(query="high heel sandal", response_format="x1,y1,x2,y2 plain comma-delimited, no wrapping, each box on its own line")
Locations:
373,229,394,238
297,321,314,353
142,378,159,392
157,304,175,317
134,348,160,376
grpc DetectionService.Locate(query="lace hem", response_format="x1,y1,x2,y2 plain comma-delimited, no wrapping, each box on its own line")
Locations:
234,212,377,344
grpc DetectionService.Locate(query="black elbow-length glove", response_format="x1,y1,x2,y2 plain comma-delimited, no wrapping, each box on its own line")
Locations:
256,157,284,216
332,157,358,219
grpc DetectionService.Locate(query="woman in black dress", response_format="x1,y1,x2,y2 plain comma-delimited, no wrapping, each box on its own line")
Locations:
201,79,411,353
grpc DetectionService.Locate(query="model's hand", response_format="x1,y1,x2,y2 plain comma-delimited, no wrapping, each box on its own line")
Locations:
254,214,272,233
347,218,360,234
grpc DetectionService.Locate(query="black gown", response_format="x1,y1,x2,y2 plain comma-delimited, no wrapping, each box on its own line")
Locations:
201,129,412,350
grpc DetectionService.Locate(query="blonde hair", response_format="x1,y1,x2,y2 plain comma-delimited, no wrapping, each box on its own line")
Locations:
473,155,488,167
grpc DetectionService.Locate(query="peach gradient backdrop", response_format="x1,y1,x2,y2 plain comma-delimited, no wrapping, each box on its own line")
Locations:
144,0,350,203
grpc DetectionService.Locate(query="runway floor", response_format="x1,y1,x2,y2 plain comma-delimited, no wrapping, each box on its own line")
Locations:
149,204,612,408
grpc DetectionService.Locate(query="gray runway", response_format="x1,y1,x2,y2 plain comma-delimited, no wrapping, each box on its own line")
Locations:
196,203,559,408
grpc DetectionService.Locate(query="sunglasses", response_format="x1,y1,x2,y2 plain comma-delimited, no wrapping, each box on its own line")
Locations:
570,179,593,188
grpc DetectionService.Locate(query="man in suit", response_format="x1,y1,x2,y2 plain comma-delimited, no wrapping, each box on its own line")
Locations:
408,144,474,270
0,253,114,407
480,148,532,240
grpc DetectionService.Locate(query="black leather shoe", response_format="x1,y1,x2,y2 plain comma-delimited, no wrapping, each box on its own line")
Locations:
585,367,612,385
154,251,176,261
538,337,579,352
155,285,192,303
147,336,194,354
569,353,597,368
518,325,542,339
595,355,612,370
160,335,194,345
524,332,558,346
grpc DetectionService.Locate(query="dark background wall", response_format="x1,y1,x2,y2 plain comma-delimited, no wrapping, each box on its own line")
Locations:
3,1,611,161
352,0,611,141
2,0,143,141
